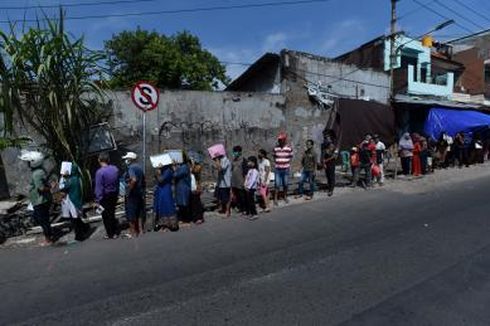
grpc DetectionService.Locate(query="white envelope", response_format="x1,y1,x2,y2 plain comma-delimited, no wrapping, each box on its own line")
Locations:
164,149,184,164
150,153,173,168
60,161,72,175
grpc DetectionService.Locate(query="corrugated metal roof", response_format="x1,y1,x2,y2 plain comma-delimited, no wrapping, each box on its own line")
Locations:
394,94,490,111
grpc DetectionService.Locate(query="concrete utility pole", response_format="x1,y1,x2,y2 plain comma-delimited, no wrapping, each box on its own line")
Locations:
390,0,398,101
390,0,399,179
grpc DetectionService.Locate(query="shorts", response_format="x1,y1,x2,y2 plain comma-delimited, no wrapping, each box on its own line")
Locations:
217,187,231,204
125,195,144,222
275,168,290,189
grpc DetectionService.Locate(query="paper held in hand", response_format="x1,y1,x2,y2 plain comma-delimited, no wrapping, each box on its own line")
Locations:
60,161,72,175
163,149,184,164
150,153,173,168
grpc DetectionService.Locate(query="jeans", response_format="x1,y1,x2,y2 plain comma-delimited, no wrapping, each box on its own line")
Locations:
298,170,316,196
274,168,290,190
100,193,119,238
377,163,385,184
325,164,336,193
360,164,372,186
33,202,52,240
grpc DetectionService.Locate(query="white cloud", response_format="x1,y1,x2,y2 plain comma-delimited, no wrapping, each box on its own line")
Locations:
262,32,288,52
319,18,365,54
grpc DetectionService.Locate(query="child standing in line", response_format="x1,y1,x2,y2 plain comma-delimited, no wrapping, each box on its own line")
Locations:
350,147,361,187
244,156,259,220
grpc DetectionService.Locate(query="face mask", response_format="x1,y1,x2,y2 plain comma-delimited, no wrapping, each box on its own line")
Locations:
125,159,132,165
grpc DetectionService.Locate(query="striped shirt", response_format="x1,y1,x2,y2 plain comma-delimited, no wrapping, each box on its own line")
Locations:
273,145,293,169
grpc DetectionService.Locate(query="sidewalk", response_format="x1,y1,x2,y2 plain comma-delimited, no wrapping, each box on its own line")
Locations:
2,162,490,250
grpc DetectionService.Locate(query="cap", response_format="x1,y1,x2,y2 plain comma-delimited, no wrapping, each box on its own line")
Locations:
277,132,287,140
122,152,138,160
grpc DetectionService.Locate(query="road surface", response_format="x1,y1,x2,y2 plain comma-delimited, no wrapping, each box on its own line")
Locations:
1,173,490,325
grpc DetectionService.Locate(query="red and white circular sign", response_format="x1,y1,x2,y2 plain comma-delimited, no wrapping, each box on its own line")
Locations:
131,81,160,112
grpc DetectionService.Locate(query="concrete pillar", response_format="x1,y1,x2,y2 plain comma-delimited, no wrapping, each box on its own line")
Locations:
416,62,422,82
426,63,432,84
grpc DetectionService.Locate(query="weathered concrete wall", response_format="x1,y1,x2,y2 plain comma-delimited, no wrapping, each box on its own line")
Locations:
107,90,288,181
281,50,391,104
278,50,391,160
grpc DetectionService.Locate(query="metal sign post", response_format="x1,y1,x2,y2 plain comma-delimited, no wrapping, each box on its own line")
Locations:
131,81,159,230
131,81,160,177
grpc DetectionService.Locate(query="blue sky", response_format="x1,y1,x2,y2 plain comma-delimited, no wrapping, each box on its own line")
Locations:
1,0,489,80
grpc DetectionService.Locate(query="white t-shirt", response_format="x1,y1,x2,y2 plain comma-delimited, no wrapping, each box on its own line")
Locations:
258,158,271,185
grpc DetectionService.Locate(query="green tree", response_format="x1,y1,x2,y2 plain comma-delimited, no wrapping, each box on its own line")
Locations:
0,10,108,189
105,28,229,90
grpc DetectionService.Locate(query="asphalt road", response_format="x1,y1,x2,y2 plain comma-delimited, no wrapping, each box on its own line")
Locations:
2,176,490,326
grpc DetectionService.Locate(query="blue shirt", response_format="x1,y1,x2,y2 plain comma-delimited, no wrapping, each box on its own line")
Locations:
125,163,145,197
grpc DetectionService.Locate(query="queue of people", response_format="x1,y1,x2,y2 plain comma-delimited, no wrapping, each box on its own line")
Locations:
21,128,488,246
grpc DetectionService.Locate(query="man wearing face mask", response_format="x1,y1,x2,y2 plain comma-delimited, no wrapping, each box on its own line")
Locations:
297,139,317,200
122,152,146,238
22,151,54,246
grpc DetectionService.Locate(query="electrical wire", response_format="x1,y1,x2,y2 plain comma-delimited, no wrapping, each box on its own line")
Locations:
0,0,159,10
449,0,490,24
398,0,436,21
433,0,485,30
411,0,475,34
0,0,334,24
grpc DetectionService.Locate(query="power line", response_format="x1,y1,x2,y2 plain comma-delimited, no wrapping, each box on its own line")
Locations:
433,0,485,31
0,0,333,24
449,0,490,24
0,0,158,10
398,0,436,21
411,0,474,34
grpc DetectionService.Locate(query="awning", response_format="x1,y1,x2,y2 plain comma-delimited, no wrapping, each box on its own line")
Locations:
424,107,490,140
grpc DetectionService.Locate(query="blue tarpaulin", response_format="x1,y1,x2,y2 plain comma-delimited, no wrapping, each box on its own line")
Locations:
424,107,490,140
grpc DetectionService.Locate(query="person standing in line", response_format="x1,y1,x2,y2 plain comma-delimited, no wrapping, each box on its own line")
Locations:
420,136,429,174
359,140,373,188
443,132,454,167
273,133,293,205
297,139,317,200
258,149,272,213
399,132,414,176
95,152,120,239
411,134,422,177
214,153,232,217
122,152,145,238
60,163,91,241
350,147,361,187
154,163,178,231
244,156,259,220
230,146,247,214
174,157,192,225
323,141,338,196
189,158,205,224
374,135,386,185
25,152,54,246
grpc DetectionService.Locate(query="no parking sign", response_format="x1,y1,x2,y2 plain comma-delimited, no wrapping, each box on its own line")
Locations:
131,81,159,112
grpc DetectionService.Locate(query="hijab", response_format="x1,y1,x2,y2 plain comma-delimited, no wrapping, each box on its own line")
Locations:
399,132,414,150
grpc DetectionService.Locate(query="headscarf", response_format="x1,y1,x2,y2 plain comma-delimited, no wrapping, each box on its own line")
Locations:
399,132,414,150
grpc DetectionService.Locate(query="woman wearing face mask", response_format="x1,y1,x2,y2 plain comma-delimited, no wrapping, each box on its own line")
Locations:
399,132,414,176
60,163,91,241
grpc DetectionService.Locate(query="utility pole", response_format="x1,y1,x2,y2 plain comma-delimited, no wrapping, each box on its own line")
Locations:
390,0,399,179
390,0,398,102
